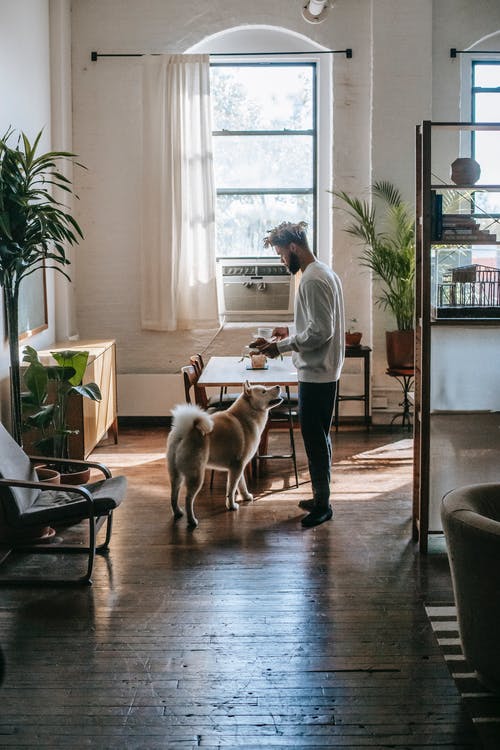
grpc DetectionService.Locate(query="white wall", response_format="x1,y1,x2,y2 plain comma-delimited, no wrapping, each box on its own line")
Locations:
70,0,374,414
4,0,500,420
68,0,500,416
0,0,56,423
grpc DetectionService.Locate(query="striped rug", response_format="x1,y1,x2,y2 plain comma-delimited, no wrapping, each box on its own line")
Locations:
425,605,500,749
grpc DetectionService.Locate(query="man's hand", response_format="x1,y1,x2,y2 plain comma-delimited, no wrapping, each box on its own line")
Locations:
249,338,280,359
272,326,289,340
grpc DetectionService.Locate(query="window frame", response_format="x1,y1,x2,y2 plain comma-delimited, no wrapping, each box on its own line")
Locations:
471,60,500,217
210,60,318,258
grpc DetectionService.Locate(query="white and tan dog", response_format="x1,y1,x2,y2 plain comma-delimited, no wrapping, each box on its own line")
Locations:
167,381,282,527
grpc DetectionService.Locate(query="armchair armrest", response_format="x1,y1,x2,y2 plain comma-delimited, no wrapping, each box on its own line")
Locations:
0,476,95,523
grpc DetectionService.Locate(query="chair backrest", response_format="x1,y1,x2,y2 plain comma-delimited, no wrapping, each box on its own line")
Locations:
0,422,39,524
181,365,208,409
189,353,205,377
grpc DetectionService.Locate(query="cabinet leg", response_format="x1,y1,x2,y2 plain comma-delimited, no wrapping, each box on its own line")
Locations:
110,418,119,444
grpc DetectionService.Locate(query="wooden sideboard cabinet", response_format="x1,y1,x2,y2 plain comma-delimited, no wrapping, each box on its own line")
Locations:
23,339,118,459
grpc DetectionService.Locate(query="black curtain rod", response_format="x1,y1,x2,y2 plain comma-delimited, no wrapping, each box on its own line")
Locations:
450,48,500,58
91,48,352,61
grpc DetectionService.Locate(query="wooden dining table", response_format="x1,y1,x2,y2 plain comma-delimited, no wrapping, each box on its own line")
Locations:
198,355,299,485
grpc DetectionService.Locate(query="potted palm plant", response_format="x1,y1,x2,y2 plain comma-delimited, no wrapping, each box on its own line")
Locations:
332,181,415,369
21,346,102,483
0,128,83,444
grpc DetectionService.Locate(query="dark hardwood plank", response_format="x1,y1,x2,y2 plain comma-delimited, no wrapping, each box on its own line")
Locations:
0,426,484,748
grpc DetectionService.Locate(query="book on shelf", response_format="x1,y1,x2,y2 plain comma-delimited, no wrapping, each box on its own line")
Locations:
439,214,497,243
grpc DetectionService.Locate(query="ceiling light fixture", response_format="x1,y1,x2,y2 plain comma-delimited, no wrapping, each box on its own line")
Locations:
301,0,333,24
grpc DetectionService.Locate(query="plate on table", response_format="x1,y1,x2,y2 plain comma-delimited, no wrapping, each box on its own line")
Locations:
246,363,269,370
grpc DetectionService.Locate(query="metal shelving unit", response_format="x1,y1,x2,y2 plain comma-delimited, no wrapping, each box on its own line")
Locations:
414,121,500,552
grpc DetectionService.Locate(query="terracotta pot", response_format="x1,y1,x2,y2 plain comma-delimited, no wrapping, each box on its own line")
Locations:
0,466,60,544
386,330,414,370
35,466,61,485
60,466,91,485
346,331,362,347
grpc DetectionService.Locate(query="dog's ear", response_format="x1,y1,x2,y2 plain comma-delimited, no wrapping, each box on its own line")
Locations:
244,380,251,396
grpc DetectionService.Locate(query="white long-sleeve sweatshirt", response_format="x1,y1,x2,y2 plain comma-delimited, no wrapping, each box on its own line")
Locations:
277,260,345,383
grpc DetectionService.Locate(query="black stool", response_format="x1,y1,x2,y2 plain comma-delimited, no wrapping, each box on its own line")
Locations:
386,367,414,430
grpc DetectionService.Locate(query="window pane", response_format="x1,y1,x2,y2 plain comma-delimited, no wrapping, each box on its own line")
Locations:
474,190,500,216
474,92,500,122
473,76,500,215
473,64,500,88
214,135,313,189
216,194,314,257
474,130,500,181
211,65,313,131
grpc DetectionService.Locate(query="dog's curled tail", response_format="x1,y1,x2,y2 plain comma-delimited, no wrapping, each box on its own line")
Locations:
170,403,214,437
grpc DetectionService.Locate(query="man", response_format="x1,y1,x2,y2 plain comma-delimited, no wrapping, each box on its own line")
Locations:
251,221,345,527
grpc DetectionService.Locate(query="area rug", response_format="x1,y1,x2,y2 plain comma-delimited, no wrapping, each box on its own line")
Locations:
425,604,500,749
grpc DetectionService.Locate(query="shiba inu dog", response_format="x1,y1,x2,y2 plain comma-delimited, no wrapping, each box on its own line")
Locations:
167,381,282,527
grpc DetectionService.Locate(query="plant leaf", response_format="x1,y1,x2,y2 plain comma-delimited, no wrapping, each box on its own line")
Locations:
71,382,102,402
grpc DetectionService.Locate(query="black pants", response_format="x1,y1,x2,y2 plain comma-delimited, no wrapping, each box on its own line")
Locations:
298,381,338,509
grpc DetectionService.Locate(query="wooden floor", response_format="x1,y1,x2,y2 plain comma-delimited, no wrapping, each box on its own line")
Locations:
0,425,483,748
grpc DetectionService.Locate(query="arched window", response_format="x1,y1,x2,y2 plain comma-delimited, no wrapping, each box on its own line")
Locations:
189,26,332,263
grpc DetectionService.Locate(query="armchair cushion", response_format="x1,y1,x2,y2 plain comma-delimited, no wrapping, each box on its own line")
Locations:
0,426,38,515
17,476,127,528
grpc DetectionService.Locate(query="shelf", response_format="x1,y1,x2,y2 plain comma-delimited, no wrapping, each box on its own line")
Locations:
432,240,500,246
415,119,500,553
424,122,500,131
430,317,500,326
431,184,500,191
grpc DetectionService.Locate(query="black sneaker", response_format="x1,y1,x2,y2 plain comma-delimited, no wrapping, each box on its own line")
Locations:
301,506,333,528
298,498,316,511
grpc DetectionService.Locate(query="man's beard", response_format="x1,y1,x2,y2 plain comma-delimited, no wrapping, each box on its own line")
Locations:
288,250,301,275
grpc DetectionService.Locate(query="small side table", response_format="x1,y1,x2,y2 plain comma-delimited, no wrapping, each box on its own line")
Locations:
334,345,371,431
386,367,414,430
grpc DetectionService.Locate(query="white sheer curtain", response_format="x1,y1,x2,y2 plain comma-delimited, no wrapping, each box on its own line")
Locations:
141,54,218,330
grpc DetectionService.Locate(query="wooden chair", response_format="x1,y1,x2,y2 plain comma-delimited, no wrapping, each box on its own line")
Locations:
189,353,204,377
0,421,127,585
189,353,237,411
182,364,209,409
184,354,240,411
257,387,299,487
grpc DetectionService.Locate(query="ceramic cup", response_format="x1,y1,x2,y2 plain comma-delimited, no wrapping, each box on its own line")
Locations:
257,327,273,339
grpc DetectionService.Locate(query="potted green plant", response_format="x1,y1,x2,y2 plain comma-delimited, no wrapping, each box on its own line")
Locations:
332,181,415,369
21,346,102,482
0,128,83,444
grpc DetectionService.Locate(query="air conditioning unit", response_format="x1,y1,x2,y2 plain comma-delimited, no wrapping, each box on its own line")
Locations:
217,258,295,322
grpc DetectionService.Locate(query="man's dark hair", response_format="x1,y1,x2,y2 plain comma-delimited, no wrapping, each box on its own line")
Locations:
263,221,308,249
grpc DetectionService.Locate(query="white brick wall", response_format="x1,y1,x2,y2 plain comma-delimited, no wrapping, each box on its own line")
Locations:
4,0,500,421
